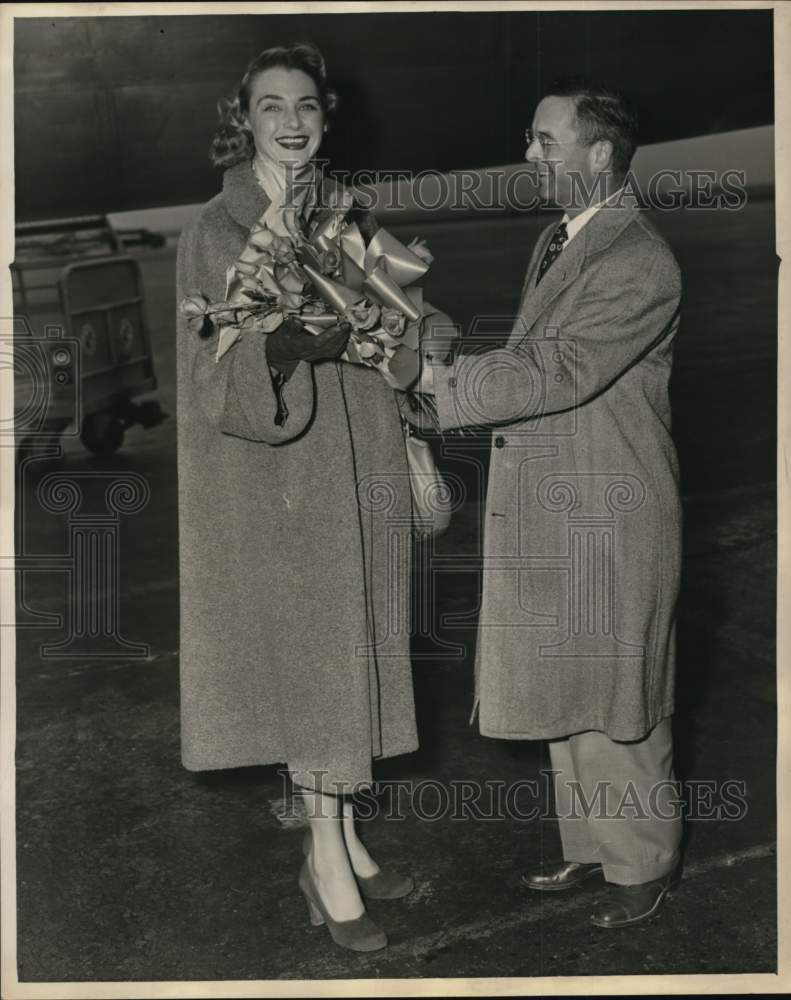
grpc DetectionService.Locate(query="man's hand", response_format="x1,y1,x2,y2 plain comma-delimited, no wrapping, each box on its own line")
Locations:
265,317,351,377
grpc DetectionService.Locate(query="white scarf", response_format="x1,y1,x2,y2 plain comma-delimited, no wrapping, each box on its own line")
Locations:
252,155,316,238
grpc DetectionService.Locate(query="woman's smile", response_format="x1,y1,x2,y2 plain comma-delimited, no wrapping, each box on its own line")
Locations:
246,66,325,168
276,135,310,150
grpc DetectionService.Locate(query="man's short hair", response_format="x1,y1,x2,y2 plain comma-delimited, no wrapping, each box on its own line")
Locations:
547,78,638,176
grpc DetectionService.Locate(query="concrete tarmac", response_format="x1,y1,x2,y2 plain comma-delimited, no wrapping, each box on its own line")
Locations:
12,201,777,982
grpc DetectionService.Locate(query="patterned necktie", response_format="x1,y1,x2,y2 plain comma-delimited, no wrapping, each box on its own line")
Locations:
536,221,568,285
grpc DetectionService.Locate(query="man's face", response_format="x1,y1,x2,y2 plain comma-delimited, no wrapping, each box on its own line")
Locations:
526,96,596,213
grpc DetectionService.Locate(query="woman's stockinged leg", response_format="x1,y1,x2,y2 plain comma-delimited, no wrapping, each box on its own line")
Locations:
342,799,380,878
302,789,365,922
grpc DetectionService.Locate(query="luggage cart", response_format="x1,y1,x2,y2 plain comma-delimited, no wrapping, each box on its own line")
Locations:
12,214,166,458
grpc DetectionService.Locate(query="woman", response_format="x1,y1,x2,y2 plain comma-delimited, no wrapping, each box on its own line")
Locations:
176,42,418,953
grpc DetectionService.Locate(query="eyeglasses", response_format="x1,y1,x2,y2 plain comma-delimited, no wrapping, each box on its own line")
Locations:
524,129,562,154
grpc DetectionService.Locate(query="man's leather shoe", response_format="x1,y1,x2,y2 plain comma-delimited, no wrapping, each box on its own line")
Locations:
521,861,603,892
590,873,677,928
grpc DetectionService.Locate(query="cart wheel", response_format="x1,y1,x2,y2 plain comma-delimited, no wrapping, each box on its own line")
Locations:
80,411,125,456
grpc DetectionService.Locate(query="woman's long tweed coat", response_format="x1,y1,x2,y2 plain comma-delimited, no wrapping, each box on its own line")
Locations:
176,161,418,792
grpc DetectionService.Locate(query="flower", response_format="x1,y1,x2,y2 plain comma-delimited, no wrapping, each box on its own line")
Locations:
318,247,342,275
248,225,276,251
180,292,209,318
236,263,281,298
345,300,381,331
195,194,437,377
180,292,213,336
353,332,379,357
380,307,406,337
275,263,306,294
271,236,297,265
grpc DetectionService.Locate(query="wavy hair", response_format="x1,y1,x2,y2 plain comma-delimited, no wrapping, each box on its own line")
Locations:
547,77,638,177
209,41,339,170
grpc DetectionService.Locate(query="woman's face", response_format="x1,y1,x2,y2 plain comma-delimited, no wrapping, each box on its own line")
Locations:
245,66,325,170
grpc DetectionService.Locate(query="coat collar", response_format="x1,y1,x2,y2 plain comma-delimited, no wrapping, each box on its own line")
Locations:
222,160,271,231
222,159,341,233
510,200,641,346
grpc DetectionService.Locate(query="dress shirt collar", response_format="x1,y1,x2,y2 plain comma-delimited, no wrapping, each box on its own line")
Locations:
562,187,625,244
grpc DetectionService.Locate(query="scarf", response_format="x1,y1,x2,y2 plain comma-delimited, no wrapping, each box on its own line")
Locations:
252,154,317,239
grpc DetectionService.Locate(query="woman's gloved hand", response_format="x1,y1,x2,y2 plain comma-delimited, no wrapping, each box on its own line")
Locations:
265,317,351,378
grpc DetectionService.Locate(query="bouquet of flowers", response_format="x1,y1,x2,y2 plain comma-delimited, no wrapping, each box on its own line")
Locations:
180,187,442,393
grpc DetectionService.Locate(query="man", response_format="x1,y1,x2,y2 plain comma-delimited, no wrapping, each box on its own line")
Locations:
418,80,683,927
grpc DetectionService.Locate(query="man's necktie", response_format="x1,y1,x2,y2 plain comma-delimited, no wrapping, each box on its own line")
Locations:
536,221,568,285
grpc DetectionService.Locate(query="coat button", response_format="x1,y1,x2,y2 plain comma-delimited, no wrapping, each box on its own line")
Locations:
494,435,506,448
448,377,458,388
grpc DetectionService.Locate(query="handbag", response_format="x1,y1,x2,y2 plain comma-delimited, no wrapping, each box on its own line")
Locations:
402,419,452,537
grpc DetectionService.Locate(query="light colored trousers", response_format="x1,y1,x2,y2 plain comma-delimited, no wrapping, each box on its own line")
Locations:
548,718,682,886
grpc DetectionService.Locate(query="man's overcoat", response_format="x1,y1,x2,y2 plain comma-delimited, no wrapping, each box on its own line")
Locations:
433,203,682,741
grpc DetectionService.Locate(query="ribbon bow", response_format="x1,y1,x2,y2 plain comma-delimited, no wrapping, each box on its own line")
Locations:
301,223,429,325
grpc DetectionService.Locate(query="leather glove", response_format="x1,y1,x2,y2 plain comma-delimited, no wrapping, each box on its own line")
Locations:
265,317,351,378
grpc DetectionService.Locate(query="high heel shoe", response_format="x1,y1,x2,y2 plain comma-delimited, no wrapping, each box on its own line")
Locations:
298,861,388,952
302,831,415,900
